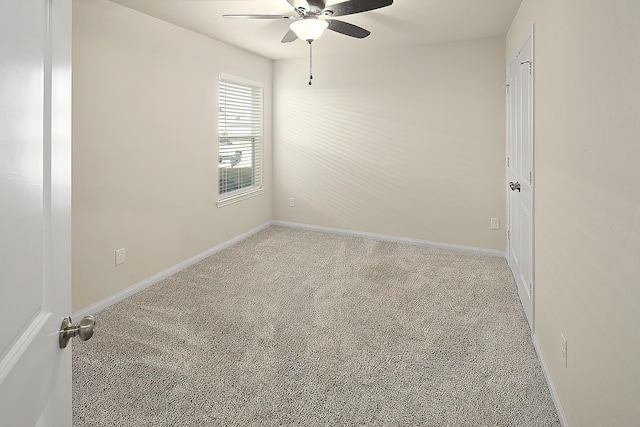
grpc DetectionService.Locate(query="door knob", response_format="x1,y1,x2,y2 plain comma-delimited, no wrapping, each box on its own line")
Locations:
509,181,521,192
59,315,96,349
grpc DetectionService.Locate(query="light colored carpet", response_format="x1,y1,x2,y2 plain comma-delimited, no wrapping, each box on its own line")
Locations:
73,225,560,426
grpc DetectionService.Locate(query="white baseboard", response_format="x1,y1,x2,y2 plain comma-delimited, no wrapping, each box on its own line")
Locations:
74,220,504,319
72,222,273,319
533,334,569,427
272,221,506,258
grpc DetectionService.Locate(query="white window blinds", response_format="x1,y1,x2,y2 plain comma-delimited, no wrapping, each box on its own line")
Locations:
218,74,263,206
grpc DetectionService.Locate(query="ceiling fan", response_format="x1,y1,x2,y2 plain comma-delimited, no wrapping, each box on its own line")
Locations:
223,0,394,84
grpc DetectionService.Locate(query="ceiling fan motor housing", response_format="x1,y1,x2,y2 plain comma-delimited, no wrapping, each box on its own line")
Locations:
295,0,327,16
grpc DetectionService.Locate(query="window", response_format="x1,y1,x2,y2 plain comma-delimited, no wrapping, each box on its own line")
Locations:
217,74,263,207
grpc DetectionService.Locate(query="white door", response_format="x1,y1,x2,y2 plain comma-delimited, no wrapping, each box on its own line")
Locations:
0,0,73,425
507,31,535,331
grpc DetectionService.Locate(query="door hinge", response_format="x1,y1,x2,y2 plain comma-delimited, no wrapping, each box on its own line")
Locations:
507,157,510,167
529,171,532,185
507,230,510,240
505,84,510,95
521,60,533,75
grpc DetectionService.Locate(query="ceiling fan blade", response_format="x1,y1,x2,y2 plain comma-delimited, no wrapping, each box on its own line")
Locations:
281,29,298,43
326,19,370,38
324,0,393,17
223,14,296,19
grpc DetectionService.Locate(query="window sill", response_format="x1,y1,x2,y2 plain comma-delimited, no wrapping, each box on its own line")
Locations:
217,187,264,208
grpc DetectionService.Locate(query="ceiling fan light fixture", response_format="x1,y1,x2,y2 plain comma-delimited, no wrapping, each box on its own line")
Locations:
290,18,329,41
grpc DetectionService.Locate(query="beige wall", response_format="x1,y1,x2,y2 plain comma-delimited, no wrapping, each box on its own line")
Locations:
72,0,273,311
508,1,640,425
273,39,506,251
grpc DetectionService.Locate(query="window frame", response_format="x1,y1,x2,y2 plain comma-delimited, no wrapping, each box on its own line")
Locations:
217,74,264,207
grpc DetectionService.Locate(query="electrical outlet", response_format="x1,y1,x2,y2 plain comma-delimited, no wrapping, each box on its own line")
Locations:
490,218,500,230
289,197,295,207
115,248,126,266
561,333,567,368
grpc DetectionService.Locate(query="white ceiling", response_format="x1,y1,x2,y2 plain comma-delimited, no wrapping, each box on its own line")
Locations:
108,0,523,60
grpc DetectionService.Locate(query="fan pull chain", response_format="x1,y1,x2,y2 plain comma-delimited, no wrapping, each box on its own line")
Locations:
308,40,313,86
